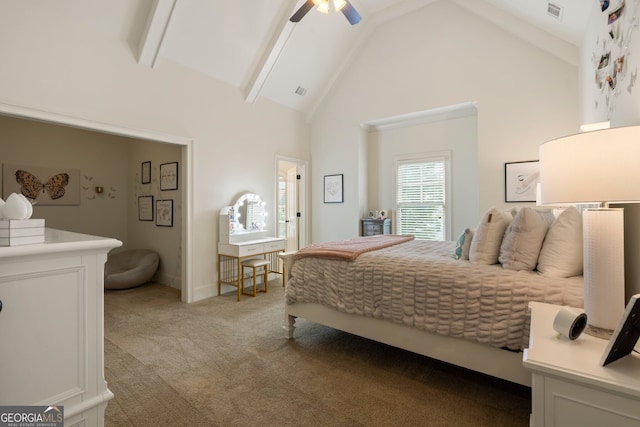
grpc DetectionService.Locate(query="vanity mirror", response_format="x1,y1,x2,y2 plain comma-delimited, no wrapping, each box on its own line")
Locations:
231,193,267,233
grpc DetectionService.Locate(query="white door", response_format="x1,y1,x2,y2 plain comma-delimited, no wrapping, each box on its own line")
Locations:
277,158,306,252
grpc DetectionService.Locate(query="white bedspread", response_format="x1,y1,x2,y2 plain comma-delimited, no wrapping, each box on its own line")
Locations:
285,239,583,351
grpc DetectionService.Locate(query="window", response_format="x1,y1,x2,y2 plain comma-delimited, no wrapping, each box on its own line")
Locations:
395,152,450,240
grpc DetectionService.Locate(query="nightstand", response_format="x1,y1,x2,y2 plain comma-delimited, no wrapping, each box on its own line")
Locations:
360,218,391,236
524,302,640,426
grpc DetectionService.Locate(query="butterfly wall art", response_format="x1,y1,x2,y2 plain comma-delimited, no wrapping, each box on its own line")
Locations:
2,164,80,205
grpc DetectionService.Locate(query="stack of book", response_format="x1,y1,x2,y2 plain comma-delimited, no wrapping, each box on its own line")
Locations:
0,219,45,246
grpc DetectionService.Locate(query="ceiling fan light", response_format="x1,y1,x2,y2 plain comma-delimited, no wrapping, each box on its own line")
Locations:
333,0,346,11
317,1,330,14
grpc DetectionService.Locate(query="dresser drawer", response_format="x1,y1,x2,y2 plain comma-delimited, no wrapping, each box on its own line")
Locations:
265,240,285,251
238,243,264,257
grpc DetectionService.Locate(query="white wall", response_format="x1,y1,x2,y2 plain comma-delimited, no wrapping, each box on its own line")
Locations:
580,0,640,127
310,1,579,243
369,110,479,240
0,1,311,301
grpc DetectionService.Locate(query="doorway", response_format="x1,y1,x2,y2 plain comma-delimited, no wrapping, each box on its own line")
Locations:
276,156,307,252
0,102,195,302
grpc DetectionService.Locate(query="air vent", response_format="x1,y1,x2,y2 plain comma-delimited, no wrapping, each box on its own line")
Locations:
547,2,562,20
294,86,307,96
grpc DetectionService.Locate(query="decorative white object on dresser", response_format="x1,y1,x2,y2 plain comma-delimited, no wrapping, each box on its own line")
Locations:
524,302,640,427
218,193,284,301
0,228,121,427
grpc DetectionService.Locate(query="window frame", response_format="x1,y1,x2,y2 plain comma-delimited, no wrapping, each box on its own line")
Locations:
393,150,452,241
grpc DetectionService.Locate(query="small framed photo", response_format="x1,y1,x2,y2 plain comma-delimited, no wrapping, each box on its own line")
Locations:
505,161,540,203
141,161,151,184
324,174,344,203
156,199,173,227
160,162,178,191
138,195,154,221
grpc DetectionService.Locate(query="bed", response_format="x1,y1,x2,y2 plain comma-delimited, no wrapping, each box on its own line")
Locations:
280,208,584,386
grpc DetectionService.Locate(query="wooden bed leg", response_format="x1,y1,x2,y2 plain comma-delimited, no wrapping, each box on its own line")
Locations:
283,314,296,339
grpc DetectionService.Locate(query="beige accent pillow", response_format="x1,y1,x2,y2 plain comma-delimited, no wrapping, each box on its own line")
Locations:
469,208,513,265
537,206,583,277
499,207,555,271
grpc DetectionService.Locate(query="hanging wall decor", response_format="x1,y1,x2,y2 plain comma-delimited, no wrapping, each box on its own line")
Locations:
324,174,344,203
505,161,539,203
2,163,80,205
141,161,151,184
160,162,178,191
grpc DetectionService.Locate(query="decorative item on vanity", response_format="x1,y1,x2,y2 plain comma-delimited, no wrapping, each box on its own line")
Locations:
0,193,44,246
539,125,640,338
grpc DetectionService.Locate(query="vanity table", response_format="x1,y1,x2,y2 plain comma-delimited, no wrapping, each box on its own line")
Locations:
217,193,284,301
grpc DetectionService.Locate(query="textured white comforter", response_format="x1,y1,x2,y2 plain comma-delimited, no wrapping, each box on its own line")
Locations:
285,239,583,350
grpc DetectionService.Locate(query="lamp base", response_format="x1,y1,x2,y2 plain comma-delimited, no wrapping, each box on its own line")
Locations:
585,323,614,339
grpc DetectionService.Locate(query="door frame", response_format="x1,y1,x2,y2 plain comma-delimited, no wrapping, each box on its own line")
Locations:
275,155,308,250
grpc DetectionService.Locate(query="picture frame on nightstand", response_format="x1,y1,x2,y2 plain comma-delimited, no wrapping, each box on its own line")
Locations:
601,294,640,366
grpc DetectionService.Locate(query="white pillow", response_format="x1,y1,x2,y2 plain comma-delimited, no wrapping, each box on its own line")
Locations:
537,206,583,277
499,207,555,271
469,208,513,265
454,228,474,260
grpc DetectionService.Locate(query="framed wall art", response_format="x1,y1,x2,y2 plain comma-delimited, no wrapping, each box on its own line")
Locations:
156,199,173,227
141,161,151,184
3,163,80,205
324,174,343,203
160,162,178,191
504,160,539,203
138,195,153,221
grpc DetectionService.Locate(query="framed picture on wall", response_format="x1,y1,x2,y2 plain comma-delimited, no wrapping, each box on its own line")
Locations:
324,174,343,203
160,162,178,191
505,160,539,203
138,195,153,221
156,199,173,227
141,161,151,184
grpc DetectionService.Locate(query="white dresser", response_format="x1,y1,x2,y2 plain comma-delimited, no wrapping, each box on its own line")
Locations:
0,228,121,426
524,302,640,427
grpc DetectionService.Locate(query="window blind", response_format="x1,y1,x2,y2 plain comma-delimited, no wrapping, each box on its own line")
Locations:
396,158,446,240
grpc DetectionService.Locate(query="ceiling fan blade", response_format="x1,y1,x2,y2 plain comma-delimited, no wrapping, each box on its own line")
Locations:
341,1,361,25
290,0,315,22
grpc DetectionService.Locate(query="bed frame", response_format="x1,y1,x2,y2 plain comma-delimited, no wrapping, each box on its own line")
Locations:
280,253,532,387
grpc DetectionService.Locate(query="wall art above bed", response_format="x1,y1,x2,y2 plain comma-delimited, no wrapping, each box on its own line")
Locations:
504,160,539,203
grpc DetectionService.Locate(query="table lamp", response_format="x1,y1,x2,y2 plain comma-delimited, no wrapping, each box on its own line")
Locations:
539,125,640,338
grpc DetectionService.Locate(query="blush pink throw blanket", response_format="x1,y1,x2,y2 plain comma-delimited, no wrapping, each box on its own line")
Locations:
294,234,415,261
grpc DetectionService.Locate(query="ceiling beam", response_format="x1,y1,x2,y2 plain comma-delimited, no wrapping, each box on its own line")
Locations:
244,0,299,104
137,0,177,68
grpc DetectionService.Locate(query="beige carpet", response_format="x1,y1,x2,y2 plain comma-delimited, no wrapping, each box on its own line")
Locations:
104,282,531,426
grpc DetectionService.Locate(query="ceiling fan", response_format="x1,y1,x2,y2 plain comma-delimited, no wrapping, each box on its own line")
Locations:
290,0,362,25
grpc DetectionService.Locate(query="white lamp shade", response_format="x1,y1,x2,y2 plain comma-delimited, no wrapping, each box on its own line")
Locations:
539,125,640,205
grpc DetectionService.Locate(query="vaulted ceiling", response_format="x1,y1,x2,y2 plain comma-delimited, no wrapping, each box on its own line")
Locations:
136,0,591,118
